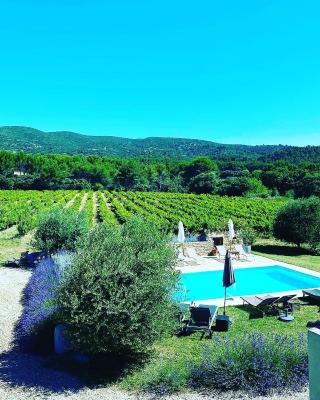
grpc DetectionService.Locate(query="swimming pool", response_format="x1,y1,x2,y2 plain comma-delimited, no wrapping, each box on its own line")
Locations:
176,265,320,302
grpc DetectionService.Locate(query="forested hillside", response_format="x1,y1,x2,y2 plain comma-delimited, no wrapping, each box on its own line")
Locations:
1,125,320,162
0,150,319,198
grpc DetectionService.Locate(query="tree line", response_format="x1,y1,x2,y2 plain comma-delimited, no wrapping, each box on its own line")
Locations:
0,150,319,198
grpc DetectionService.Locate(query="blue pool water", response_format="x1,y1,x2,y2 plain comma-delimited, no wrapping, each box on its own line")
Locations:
176,265,320,302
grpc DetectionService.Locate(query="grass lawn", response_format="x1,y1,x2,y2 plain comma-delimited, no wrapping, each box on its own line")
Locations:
120,300,316,391
253,238,320,273
0,226,33,266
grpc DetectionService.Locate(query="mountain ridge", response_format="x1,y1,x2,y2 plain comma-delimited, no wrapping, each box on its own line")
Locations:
0,125,319,161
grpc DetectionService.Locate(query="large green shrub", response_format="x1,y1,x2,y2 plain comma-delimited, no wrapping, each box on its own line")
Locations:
57,217,178,355
33,208,89,253
239,227,257,246
17,214,36,236
273,197,320,248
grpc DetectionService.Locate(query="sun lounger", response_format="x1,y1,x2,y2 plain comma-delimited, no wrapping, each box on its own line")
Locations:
177,247,198,265
216,245,227,260
241,295,280,316
184,305,218,338
234,244,255,261
186,247,203,264
303,289,320,302
275,294,297,309
274,294,298,321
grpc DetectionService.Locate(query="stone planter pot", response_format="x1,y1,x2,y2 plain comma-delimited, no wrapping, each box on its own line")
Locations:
243,245,251,254
54,324,72,354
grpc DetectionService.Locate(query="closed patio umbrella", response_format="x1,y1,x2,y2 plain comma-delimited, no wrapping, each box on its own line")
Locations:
177,221,185,244
222,250,236,315
228,219,235,250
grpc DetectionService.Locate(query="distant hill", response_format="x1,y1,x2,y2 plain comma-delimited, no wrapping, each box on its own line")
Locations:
0,126,319,161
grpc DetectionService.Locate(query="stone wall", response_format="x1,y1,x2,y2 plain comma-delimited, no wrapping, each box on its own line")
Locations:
183,241,213,256
182,231,238,256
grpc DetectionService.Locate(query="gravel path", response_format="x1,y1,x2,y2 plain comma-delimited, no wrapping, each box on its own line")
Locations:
0,267,309,400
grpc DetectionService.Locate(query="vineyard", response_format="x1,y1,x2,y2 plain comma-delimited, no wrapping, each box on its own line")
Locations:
0,190,288,236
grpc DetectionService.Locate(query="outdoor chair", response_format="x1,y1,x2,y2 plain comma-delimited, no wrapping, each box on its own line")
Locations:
185,247,203,264
234,244,255,261
175,302,190,327
275,294,298,311
273,294,298,321
216,245,227,260
183,305,218,339
241,295,280,316
177,247,198,265
303,289,320,302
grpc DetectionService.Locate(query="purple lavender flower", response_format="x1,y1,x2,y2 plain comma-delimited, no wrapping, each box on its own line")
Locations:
17,252,73,344
188,333,308,396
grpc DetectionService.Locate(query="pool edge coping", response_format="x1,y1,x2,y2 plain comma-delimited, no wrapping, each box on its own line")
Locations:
177,254,320,307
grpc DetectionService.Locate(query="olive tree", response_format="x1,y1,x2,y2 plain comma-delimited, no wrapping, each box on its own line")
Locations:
33,208,89,253
57,217,178,355
273,197,320,248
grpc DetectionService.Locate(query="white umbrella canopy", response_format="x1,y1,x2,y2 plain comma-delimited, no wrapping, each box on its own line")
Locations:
227,219,235,242
177,221,185,244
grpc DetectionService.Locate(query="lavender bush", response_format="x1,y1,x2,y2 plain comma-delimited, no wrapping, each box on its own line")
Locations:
189,333,308,396
17,252,73,350
124,333,308,396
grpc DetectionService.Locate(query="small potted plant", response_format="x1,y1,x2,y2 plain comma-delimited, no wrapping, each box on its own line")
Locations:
240,228,257,254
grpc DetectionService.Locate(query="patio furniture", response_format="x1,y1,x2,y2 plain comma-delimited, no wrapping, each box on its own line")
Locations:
275,294,297,322
215,313,232,331
241,295,280,316
275,294,297,311
176,302,190,325
278,308,294,322
303,289,320,302
186,247,203,264
234,244,255,261
306,320,320,329
230,250,240,260
216,245,227,260
183,305,218,338
177,247,198,265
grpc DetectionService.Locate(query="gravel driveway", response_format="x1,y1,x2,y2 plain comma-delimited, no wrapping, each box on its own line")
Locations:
0,267,308,400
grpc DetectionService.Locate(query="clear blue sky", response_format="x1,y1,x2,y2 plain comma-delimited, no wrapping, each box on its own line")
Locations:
0,0,319,145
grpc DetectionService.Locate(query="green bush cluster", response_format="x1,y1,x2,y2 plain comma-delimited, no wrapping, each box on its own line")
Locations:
238,227,257,246
273,197,320,250
17,211,36,236
33,208,89,253
56,217,178,356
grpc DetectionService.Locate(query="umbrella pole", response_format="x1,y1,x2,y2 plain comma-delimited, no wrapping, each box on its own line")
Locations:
223,287,227,315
